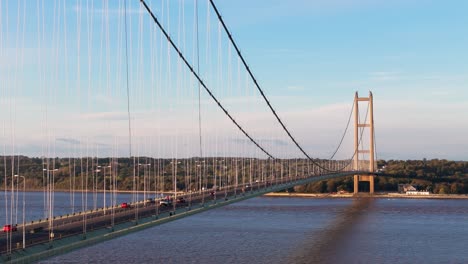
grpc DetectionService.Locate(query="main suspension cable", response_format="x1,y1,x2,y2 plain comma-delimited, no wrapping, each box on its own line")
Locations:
328,101,354,160
139,0,275,159
209,0,361,173
208,0,343,172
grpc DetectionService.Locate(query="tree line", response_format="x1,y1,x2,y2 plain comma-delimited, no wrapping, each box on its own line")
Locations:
292,159,468,194
0,157,467,194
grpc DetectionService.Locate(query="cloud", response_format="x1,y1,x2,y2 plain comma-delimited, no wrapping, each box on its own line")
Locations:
56,138,81,145
429,90,450,97
231,138,289,147
78,111,128,121
286,86,305,92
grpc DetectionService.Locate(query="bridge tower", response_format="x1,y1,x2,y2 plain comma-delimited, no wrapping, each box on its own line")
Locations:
353,91,376,194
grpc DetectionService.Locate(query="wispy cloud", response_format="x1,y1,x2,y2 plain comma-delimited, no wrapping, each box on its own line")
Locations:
78,111,128,121
285,86,305,92
56,138,81,145
231,138,289,147
429,90,451,96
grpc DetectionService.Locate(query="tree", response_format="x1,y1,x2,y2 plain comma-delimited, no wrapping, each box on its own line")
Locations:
450,183,461,194
439,185,448,194
294,185,305,193
327,180,336,193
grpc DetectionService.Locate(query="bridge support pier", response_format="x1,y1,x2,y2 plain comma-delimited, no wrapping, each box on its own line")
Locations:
353,91,375,194
354,175,374,194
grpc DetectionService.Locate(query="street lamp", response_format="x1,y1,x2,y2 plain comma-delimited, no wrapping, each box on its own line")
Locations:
97,165,111,215
170,161,181,212
195,163,202,205
14,175,25,249
43,168,58,243
223,165,228,200
213,160,224,202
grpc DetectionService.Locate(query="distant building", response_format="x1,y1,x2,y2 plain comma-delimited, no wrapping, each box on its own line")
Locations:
406,191,430,195
398,184,417,193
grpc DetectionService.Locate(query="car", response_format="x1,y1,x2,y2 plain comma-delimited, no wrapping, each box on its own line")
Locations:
159,199,173,207
145,198,155,204
176,197,186,204
3,224,17,233
121,202,130,209
29,226,44,234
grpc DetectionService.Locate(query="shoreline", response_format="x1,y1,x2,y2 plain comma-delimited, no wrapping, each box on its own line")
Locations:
0,189,182,194
264,192,468,199
2,189,468,199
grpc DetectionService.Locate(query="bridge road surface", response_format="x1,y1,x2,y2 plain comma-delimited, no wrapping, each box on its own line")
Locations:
0,195,200,254
0,181,268,255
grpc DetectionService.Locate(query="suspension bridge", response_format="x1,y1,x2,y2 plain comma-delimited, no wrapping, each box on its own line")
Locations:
1,0,382,262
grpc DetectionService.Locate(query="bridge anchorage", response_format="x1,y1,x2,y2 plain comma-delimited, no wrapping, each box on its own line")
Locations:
353,91,376,194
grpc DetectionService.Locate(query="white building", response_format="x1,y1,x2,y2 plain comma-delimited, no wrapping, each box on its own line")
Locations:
406,191,430,195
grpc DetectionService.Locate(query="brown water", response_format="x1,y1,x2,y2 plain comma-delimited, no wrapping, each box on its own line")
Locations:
40,197,468,263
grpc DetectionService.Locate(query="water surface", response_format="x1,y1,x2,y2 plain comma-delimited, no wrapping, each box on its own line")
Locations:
38,197,468,263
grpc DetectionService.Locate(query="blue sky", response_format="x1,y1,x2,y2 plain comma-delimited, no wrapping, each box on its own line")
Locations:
214,0,468,159
0,0,467,160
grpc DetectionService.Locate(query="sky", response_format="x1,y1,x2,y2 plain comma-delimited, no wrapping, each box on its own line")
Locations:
214,0,468,160
0,0,467,160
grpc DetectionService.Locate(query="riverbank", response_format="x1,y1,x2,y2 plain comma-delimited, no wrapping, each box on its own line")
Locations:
0,189,183,194
3,189,467,199
264,192,468,199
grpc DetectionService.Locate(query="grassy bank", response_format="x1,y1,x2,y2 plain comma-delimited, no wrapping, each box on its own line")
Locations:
264,192,468,199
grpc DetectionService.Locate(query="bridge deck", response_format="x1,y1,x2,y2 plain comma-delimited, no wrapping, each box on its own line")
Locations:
1,171,372,263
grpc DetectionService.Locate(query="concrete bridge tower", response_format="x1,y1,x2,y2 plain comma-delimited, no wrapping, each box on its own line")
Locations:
353,91,376,194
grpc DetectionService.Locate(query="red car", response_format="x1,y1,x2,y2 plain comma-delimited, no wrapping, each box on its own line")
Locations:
3,224,17,232
121,202,130,209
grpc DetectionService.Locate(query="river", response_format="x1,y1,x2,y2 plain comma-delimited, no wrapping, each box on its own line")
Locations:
19,195,466,263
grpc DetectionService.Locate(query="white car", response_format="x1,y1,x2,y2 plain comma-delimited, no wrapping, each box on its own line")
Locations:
159,199,173,207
